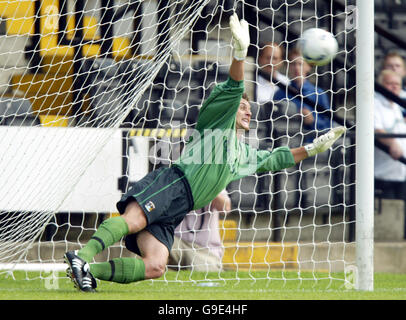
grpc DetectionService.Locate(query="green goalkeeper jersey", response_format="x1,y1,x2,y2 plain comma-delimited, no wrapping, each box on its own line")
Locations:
174,77,295,210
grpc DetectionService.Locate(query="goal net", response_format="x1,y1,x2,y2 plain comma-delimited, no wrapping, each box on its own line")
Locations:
0,0,358,288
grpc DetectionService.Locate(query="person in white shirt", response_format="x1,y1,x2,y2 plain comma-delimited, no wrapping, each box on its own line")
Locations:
167,190,231,272
381,51,406,99
374,69,406,198
256,41,290,105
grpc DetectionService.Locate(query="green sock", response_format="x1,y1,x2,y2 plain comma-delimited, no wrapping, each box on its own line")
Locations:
78,216,129,262
90,258,146,284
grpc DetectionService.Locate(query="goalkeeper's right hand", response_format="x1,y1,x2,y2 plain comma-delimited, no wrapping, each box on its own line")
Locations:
304,126,346,157
229,13,250,61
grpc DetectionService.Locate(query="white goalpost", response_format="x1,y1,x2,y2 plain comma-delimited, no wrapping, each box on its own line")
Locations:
355,0,374,291
0,0,373,290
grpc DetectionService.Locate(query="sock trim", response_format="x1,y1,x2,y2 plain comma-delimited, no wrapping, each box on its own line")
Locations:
108,260,115,282
91,236,105,251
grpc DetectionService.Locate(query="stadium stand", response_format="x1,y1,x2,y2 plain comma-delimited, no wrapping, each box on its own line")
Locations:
0,97,40,126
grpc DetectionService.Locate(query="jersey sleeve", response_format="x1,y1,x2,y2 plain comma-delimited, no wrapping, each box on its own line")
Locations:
255,146,296,173
232,144,296,181
195,77,245,131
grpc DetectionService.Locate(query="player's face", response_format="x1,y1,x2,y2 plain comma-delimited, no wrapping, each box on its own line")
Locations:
236,99,251,131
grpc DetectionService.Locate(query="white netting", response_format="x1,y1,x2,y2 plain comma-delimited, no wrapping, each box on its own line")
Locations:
0,0,357,287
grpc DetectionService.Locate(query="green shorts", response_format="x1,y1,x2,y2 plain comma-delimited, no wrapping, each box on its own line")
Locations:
116,165,194,256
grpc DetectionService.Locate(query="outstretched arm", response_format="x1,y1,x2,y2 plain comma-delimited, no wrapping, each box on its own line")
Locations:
293,126,347,163
229,13,249,82
230,59,245,82
290,146,309,163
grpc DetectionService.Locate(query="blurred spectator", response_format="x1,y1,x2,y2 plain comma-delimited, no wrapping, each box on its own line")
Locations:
256,42,289,104
375,69,406,199
273,47,332,136
382,52,406,99
168,189,231,272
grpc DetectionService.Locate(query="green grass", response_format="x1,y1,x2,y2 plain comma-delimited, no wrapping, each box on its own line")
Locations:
0,271,406,300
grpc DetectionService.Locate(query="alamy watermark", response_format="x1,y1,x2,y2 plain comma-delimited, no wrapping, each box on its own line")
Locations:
43,271,59,290
343,265,358,290
146,124,260,175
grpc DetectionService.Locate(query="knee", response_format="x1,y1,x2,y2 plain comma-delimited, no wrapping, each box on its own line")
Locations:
122,201,147,233
144,259,166,279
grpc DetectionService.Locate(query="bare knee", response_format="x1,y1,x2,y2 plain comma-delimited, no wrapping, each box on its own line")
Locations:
122,201,147,233
144,259,167,279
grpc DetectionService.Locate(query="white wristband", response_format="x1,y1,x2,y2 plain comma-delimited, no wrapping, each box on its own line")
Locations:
304,143,316,157
233,49,247,61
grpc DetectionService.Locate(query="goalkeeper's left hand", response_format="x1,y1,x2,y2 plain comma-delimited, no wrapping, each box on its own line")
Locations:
229,13,250,61
304,126,346,157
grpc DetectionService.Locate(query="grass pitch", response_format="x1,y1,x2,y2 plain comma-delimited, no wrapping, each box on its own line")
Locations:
0,270,405,300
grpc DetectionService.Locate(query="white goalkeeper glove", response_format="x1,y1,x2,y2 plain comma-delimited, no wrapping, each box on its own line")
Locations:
304,126,346,157
229,13,250,61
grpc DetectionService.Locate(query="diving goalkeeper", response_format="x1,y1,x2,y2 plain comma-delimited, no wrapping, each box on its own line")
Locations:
64,13,346,292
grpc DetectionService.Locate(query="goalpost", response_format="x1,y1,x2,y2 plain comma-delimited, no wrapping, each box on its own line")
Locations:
355,0,374,292
0,0,373,290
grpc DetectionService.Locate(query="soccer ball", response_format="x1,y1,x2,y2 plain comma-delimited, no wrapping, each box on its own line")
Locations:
298,28,338,66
